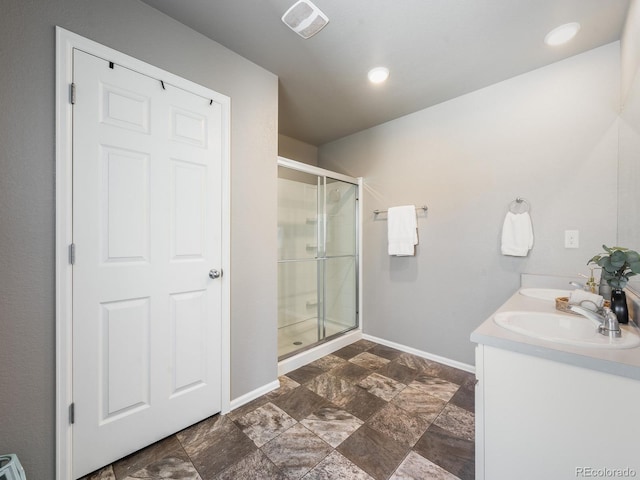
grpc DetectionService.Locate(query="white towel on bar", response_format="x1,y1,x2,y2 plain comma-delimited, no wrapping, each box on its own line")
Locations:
501,211,534,257
388,205,418,256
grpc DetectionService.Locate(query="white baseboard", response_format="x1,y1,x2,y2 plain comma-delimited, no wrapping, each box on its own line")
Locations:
362,334,476,374
228,379,280,413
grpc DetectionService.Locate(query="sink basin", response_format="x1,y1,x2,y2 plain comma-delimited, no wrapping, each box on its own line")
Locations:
494,311,640,349
519,288,571,301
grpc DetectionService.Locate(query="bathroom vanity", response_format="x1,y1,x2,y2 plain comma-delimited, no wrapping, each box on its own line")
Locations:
471,286,640,480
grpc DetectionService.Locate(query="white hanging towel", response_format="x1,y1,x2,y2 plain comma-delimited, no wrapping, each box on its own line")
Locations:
388,205,418,256
501,211,534,256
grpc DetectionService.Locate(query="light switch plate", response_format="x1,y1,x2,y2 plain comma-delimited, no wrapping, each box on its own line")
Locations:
565,230,579,248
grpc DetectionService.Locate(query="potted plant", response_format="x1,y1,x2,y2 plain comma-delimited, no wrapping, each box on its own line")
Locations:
588,245,640,324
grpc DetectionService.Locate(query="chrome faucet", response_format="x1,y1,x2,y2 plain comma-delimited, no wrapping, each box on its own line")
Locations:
568,305,621,339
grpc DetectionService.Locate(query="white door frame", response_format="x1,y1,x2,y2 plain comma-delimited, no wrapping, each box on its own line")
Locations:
55,27,231,480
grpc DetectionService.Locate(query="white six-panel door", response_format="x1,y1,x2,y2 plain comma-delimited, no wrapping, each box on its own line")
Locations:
72,49,223,478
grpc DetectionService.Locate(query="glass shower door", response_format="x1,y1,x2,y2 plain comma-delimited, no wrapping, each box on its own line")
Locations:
322,178,358,339
277,165,359,359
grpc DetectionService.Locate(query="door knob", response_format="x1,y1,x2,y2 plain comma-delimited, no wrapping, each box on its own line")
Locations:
209,269,222,279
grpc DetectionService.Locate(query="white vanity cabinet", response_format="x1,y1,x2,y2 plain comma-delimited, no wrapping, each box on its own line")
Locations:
474,344,640,480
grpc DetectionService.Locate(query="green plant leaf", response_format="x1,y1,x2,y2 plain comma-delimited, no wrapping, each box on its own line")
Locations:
588,255,602,264
598,257,617,273
610,250,627,267
630,260,640,274
603,245,614,253
625,251,640,264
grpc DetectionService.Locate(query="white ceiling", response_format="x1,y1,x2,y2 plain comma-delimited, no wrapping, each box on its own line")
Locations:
140,0,630,146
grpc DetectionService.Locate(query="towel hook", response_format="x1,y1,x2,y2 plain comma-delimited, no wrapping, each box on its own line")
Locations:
509,197,530,214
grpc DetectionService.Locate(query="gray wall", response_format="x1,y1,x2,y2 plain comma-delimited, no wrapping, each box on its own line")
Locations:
319,43,620,366
278,134,319,166
0,1,278,478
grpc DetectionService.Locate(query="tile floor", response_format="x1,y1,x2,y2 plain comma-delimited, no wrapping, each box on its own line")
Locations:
82,340,475,480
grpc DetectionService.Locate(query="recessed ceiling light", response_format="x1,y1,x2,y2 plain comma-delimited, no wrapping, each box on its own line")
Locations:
544,22,581,46
368,67,390,84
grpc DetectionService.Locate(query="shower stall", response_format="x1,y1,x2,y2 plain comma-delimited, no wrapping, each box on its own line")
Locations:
277,157,361,360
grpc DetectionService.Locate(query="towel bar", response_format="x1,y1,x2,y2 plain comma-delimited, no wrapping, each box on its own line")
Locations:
373,205,428,215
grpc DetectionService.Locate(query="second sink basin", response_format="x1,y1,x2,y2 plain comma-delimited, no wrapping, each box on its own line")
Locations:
519,288,571,301
494,310,640,349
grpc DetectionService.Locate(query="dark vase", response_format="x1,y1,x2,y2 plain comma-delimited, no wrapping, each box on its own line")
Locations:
610,289,629,324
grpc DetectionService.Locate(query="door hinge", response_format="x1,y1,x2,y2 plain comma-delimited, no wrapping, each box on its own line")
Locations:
69,243,76,265
69,403,75,424
70,83,76,105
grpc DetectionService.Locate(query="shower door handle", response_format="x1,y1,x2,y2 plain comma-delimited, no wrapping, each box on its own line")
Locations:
209,269,222,279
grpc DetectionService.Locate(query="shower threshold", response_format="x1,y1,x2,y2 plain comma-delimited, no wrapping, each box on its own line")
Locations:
278,318,358,360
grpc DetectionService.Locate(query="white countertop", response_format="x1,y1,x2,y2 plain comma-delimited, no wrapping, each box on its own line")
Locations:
470,289,640,381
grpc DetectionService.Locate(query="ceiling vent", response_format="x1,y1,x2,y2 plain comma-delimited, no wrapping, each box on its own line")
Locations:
281,0,329,39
